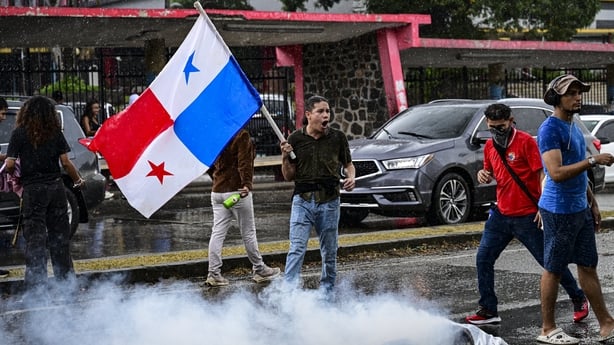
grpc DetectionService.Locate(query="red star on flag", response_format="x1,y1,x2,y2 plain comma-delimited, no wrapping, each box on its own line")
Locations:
146,160,174,184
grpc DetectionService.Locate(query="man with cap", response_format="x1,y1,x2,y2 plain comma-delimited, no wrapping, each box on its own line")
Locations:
536,74,614,344
465,103,587,326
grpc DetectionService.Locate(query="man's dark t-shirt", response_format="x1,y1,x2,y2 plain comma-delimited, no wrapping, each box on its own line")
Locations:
7,127,70,185
287,127,352,202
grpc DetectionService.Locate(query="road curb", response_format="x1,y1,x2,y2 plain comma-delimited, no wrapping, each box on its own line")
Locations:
2,178,613,294
0,227,485,294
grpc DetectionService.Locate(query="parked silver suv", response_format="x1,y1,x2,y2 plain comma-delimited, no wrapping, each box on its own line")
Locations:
0,98,106,236
341,98,605,226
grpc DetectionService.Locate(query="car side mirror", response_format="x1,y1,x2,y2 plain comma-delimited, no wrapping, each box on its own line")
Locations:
472,130,491,145
598,136,611,145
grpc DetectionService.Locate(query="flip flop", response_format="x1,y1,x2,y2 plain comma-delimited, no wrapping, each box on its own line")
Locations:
536,328,580,345
599,328,614,343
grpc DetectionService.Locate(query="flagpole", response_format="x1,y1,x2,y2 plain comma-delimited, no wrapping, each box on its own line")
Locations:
193,2,230,55
259,105,295,159
193,2,296,160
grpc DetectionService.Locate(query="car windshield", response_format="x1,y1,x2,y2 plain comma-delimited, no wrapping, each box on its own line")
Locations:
581,119,599,132
374,105,479,140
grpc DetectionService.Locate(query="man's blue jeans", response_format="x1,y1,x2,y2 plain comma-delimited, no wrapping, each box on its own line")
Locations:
284,194,340,290
476,207,584,313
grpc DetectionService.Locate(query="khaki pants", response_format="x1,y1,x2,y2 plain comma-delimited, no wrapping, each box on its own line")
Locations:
207,191,264,274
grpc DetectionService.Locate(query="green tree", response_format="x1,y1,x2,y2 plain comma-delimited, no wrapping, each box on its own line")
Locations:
174,0,253,10
366,0,484,39
472,0,600,41
366,0,600,41
279,0,341,11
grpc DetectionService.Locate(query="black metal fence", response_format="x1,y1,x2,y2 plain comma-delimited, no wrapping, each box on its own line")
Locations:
405,67,609,107
0,47,294,156
1,47,610,155
0,47,148,119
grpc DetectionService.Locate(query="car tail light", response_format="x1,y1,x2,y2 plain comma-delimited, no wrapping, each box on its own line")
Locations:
593,138,602,152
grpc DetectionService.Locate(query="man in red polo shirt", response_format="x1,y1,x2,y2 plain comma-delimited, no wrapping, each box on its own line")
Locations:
465,103,588,325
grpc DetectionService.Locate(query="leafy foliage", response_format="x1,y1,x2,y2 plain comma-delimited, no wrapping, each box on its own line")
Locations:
473,0,600,41
175,0,253,10
279,0,341,11
366,0,484,39
40,76,98,95
366,0,600,41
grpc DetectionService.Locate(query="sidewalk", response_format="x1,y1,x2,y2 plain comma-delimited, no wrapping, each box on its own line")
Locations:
1,175,613,293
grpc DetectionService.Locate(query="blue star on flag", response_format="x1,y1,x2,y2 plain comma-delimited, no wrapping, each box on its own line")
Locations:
183,51,200,83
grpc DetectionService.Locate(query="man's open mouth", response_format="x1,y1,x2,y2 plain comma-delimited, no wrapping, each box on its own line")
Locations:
322,120,329,127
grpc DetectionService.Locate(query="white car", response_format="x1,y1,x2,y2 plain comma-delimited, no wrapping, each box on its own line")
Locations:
580,114,614,184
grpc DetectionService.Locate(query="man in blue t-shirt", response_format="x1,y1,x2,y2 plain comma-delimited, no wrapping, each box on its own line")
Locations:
465,104,586,326
537,75,614,344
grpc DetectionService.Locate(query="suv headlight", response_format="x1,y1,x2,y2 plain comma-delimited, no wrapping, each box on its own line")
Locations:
382,154,433,170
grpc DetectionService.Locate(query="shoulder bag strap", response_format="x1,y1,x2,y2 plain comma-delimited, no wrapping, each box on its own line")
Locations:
495,146,539,207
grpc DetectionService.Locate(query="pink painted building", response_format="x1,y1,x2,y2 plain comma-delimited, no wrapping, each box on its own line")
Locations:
2,6,614,134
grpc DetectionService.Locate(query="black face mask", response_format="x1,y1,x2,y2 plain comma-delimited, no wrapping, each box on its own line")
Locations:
489,126,512,148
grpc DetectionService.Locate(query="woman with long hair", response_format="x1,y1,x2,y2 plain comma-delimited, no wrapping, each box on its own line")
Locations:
81,98,101,136
5,96,84,298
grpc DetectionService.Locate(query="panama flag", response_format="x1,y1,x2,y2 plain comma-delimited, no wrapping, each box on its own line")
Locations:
85,13,262,218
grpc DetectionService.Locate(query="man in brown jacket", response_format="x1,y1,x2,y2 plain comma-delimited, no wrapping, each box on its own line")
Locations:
205,128,280,286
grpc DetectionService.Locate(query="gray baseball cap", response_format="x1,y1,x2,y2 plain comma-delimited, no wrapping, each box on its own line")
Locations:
549,74,591,95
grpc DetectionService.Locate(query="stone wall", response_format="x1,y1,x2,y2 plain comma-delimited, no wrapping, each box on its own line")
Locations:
302,33,389,140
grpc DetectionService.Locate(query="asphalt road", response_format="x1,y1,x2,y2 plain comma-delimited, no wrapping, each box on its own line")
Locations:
2,179,614,344
3,231,614,344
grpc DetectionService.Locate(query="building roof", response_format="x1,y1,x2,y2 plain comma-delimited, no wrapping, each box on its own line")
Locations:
0,7,428,48
406,38,614,69
2,6,614,69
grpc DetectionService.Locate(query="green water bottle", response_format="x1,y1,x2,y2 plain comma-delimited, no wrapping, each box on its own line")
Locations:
223,193,242,209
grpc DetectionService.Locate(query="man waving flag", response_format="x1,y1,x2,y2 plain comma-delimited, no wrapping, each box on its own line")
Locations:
84,9,262,218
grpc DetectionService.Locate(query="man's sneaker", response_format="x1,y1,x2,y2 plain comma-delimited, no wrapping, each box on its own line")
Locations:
253,266,281,283
465,307,502,325
0,269,8,278
573,296,590,323
205,272,229,287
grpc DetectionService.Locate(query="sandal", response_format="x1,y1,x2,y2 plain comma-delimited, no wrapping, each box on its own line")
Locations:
599,328,614,343
536,328,580,345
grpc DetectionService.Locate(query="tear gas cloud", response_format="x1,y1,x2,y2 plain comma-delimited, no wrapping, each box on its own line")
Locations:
0,279,506,345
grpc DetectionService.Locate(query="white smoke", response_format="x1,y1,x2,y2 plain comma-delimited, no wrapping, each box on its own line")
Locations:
0,279,506,345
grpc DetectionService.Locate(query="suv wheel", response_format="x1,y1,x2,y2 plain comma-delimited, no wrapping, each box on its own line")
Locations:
65,186,80,238
426,173,471,225
339,208,369,226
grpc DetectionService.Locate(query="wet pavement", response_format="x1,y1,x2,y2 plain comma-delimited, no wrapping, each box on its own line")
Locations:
1,174,613,270
0,174,427,266
1,176,614,344
3,227,614,344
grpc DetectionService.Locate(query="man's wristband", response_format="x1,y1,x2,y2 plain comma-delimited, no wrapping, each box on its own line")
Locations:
73,178,84,188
